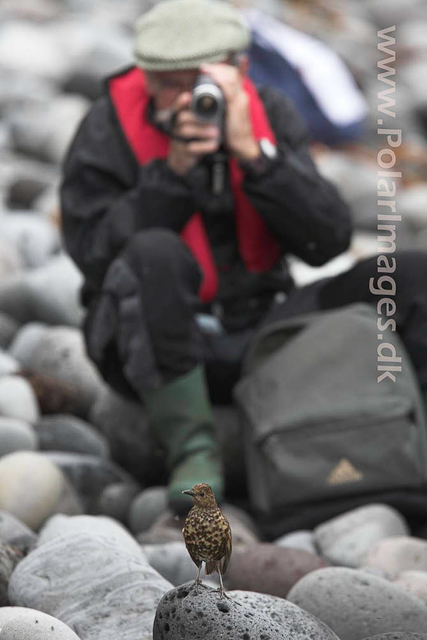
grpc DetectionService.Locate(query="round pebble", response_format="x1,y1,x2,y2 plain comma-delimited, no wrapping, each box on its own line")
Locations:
0,451,65,530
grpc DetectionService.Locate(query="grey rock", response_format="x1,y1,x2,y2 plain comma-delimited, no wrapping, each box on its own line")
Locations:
0,510,36,551
0,67,56,112
274,530,316,554
362,634,427,640
0,451,67,530
97,482,140,524
0,238,23,281
8,94,90,164
314,504,409,567
0,545,21,606
35,414,110,458
137,511,186,545
0,21,70,82
38,514,143,557
361,536,427,577
143,542,200,586
0,213,60,269
128,486,168,534
0,350,19,375
0,416,38,456
8,531,171,640
0,607,81,640
8,322,46,362
0,257,83,327
230,589,340,639
11,325,103,416
394,571,427,606
0,375,39,423
44,451,134,512
6,177,48,210
226,543,328,598
219,504,260,547
25,255,84,327
0,313,18,349
153,581,339,640
287,567,427,640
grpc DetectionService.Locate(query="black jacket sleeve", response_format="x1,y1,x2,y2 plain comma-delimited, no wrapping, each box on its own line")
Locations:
242,86,353,266
60,95,196,293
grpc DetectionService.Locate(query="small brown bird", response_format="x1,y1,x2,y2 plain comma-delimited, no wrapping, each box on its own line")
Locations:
182,483,232,598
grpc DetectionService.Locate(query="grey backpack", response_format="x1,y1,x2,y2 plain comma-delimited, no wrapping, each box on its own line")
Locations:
234,303,427,537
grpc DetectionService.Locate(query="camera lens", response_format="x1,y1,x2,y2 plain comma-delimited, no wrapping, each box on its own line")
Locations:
196,94,218,117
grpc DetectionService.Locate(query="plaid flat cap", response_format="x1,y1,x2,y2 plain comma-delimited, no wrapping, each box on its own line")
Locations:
134,0,250,71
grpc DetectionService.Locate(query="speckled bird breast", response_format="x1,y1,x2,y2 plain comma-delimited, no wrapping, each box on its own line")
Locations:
183,506,230,562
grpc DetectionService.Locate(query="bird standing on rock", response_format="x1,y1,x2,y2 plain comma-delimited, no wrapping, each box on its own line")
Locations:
182,483,232,598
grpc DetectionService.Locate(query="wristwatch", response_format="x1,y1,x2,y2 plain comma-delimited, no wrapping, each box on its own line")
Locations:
239,138,279,178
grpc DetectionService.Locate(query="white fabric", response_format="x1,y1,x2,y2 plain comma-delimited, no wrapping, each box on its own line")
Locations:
243,9,368,126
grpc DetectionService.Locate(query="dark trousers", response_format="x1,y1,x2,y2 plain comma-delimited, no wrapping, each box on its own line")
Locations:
89,229,427,404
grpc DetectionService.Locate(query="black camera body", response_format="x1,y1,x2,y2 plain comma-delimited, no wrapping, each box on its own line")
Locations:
190,74,225,127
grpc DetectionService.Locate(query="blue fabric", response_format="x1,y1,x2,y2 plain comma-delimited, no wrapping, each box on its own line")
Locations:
248,36,365,145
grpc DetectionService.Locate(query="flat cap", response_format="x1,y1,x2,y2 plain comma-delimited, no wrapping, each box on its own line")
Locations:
134,0,250,71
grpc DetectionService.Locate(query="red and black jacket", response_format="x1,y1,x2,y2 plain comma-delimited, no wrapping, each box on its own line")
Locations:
61,65,352,317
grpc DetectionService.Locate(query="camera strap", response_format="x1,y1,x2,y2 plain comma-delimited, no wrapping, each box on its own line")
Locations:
210,151,228,196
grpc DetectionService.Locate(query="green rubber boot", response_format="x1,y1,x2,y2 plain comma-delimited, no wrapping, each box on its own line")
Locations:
143,365,224,514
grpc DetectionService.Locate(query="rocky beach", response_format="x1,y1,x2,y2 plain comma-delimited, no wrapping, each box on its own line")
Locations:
1,0,427,638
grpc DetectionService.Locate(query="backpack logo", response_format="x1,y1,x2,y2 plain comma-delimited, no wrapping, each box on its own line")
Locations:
327,458,363,485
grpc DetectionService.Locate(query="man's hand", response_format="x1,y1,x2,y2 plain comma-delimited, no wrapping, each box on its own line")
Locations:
167,92,221,176
201,63,260,162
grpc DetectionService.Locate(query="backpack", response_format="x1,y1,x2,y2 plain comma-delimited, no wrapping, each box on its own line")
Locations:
234,303,427,538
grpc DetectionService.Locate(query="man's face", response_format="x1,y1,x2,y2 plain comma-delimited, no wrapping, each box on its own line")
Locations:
145,69,200,111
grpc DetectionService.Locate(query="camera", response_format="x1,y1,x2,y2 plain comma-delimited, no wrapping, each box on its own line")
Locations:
190,74,225,127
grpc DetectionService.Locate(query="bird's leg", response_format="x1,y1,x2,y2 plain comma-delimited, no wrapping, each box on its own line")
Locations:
216,566,233,601
194,563,202,586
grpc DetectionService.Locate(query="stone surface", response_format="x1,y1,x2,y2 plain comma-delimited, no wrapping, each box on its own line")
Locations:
0,416,38,456
0,238,23,281
274,530,316,554
362,634,427,640
287,567,427,640
8,531,171,640
0,451,65,529
0,510,36,551
0,544,21,606
8,323,46,362
97,482,140,523
8,94,90,164
35,414,110,458
38,513,143,557
0,257,83,327
314,504,409,567
361,536,427,577
0,607,81,639
128,486,168,534
0,375,39,423
0,213,59,268
45,451,134,512
153,581,339,640
11,325,103,417
226,543,328,597
0,350,19,375
143,542,200,586
393,571,427,605
25,255,84,327
0,313,18,349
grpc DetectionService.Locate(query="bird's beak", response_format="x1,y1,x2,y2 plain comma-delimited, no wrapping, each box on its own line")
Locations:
182,490,194,497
